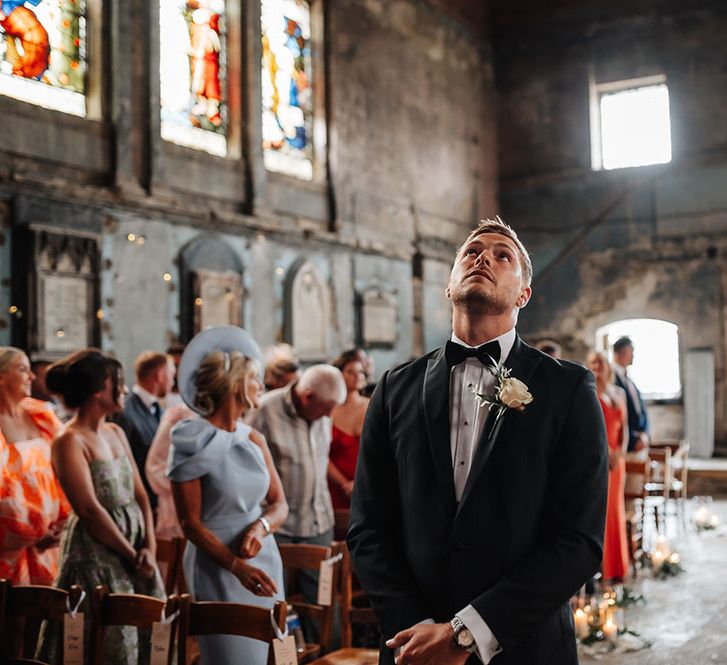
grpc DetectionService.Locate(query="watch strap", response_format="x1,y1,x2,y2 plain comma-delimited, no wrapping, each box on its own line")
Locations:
258,516,271,535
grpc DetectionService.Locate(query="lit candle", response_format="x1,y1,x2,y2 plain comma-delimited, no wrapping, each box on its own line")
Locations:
602,617,618,644
710,515,721,528
656,535,671,556
695,506,709,527
651,550,665,570
574,609,589,639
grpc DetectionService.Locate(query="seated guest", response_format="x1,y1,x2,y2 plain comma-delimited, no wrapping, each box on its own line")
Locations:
0,347,70,585
263,343,301,391
251,365,345,611
113,350,176,509
38,349,163,664
328,350,370,509
587,350,629,583
169,326,288,665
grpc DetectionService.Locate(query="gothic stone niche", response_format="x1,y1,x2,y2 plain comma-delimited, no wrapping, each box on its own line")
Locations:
360,287,398,348
28,228,99,356
285,259,330,361
193,269,243,333
179,236,244,341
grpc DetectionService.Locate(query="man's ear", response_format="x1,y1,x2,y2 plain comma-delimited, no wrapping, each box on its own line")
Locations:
517,285,532,309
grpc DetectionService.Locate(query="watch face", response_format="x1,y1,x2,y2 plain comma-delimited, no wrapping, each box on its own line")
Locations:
457,628,475,648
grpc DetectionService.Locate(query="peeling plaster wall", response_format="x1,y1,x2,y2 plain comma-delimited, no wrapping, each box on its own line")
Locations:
495,1,727,449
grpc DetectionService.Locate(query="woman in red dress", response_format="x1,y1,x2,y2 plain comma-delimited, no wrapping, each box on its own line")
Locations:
587,350,630,582
327,350,370,509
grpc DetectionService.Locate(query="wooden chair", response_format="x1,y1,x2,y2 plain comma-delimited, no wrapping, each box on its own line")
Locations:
88,586,178,665
307,543,379,665
277,543,343,663
177,595,287,665
624,459,650,576
645,446,672,536
156,537,187,595
333,510,350,543
650,440,690,529
0,579,84,661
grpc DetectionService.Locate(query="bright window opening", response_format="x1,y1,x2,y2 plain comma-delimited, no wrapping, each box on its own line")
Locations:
590,74,672,171
596,318,681,400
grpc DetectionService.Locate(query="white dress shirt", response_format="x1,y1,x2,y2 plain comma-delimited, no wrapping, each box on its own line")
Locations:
449,327,516,664
132,384,160,414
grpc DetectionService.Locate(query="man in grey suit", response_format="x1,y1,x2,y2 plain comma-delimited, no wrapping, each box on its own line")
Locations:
114,350,176,509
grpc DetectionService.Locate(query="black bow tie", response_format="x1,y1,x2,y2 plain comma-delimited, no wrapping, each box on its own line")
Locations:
445,340,501,369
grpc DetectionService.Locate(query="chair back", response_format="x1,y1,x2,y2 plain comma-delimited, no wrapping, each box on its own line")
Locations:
333,510,350,542
0,580,84,660
338,543,378,648
177,595,286,665
624,459,650,503
647,446,672,498
156,537,186,595
88,586,178,665
277,542,342,656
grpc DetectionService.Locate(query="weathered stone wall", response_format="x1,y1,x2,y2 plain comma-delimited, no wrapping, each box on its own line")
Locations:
0,0,497,376
494,1,727,449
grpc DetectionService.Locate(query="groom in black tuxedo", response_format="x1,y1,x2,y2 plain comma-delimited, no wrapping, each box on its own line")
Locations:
348,218,608,665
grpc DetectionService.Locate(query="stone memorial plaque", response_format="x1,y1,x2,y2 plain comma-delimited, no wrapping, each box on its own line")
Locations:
194,269,242,332
288,261,330,361
361,288,397,347
40,274,91,352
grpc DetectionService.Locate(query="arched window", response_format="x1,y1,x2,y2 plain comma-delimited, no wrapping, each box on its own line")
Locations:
595,318,681,400
159,0,228,156
0,0,88,116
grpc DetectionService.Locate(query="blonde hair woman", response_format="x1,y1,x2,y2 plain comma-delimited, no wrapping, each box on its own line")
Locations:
169,326,288,665
586,350,629,583
0,346,70,584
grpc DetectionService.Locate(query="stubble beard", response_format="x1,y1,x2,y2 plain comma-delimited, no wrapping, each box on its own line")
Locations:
450,283,516,316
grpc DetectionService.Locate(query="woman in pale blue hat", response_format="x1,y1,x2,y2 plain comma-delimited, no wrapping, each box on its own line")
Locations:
168,326,288,664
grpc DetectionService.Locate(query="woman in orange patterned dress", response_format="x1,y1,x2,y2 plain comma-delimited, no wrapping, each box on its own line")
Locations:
0,347,70,585
586,350,630,583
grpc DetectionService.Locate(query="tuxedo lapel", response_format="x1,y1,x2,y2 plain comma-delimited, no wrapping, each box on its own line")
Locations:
422,348,457,508
457,336,542,511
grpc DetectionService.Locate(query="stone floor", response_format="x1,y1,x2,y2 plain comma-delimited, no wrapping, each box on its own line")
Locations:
581,500,727,665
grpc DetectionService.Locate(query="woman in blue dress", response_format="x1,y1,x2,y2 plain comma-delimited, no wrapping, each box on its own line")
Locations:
168,327,288,665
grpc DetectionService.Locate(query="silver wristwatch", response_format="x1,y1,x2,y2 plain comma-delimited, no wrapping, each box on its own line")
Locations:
451,616,477,654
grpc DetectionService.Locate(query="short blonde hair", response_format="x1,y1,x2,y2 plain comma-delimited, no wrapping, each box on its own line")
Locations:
459,216,533,285
0,347,25,374
194,350,258,415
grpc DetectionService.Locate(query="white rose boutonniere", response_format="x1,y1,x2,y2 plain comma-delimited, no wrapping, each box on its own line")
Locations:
473,362,533,425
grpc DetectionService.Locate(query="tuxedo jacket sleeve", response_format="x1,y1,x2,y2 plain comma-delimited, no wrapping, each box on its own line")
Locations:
348,370,433,637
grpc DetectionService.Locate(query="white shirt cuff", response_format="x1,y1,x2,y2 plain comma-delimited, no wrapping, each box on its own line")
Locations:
457,605,502,664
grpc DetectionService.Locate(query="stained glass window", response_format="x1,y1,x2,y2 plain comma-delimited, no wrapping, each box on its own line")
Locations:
160,0,227,157
261,0,314,180
0,0,86,116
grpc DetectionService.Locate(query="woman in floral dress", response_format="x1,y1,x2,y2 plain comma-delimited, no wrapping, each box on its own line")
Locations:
38,349,164,665
0,346,70,585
